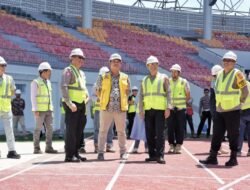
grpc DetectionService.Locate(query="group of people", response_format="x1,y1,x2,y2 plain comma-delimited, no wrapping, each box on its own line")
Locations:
0,49,249,167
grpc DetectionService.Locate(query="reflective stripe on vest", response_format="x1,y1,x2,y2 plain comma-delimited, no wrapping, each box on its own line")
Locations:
0,74,12,112
241,82,250,110
67,65,87,104
142,73,167,111
128,96,136,113
170,77,187,109
215,69,240,111
34,78,53,111
100,72,129,111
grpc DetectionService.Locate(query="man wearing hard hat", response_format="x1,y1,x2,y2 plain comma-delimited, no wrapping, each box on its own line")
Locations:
168,63,190,154
127,85,138,138
11,89,28,136
61,48,88,162
139,55,172,164
200,51,248,167
91,66,115,153
96,53,130,161
31,61,57,154
0,56,20,159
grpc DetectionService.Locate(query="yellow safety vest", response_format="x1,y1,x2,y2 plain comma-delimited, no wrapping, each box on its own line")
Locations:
99,72,129,111
34,77,53,112
241,81,250,110
128,96,136,113
92,100,100,114
0,74,12,112
142,73,167,111
215,69,240,111
170,77,187,109
66,65,87,104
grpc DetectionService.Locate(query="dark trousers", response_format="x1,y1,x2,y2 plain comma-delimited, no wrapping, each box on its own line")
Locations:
79,116,87,149
63,102,86,159
167,109,186,145
145,109,165,158
185,114,194,135
211,110,240,152
127,112,136,138
197,111,212,137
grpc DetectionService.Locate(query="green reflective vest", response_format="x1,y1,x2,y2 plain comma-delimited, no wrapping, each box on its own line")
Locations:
142,73,167,111
128,96,136,113
92,100,100,114
0,74,12,112
34,77,53,112
67,65,87,104
170,77,187,109
241,81,250,110
215,69,240,111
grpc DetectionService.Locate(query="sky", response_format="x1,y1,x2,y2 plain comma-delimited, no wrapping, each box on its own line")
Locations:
96,0,250,15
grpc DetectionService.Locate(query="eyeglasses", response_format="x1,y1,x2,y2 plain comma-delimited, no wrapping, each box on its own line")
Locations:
0,65,7,67
76,56,84,60
223,59,234,63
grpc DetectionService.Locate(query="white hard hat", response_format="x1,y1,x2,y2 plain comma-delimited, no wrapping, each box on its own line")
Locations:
146,55,159,65
222,51,237,61
0,56,7,65
109,53,122,62
99,66,109,75
38,62,52,71
170,64,181,72
132,86,138,91
69,48,85,59
15,89,21,94
211,65,223,76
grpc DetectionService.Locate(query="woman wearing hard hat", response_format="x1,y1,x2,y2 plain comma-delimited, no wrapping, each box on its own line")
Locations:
200,51,249,167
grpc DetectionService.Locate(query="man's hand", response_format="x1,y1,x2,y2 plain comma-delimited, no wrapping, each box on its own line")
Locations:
164,109,170,119
70,103,77,112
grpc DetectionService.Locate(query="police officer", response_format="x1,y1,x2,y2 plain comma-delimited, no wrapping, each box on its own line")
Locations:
31,62,57,154
0,56,20,159
168,64,190,154
127,86,138,138
61,48,88,162
200,51,248,166
139,56,172,164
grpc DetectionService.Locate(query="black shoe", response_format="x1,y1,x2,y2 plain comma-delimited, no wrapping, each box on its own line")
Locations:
199,150,218,165
79,147,86,154
34,149,43,154
76,155,87,162
145,157,157,162
7,151,21,159
97,153,104,161
157,157,166,164
225,151,238,167
64,157,80,163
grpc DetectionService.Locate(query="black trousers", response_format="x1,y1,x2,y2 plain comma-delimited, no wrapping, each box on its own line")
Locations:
197,111,212,137
127,112,136,138
79,116,87,149
145,109,165,158
211,110,240,152
167,109,186,145
63,102,86,159
185,114,194,134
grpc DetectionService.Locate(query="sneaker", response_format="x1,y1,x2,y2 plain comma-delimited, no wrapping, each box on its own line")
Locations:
106,145,115,153
218,148,229,155
45,147,58,154
97,153,104,161
174,144,182,154
79,147,86,153
7,151,21,159
34,148,43,154
168,144,174,153
132,148,138,153
120,153,128,160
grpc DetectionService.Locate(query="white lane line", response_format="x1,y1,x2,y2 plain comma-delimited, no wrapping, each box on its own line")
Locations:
182,145,225,185
105,142,135,190
0,154,61,182
218,174,250,190
0,139,93,182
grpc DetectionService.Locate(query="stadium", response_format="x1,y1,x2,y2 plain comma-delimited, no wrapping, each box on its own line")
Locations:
0,0,249,189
